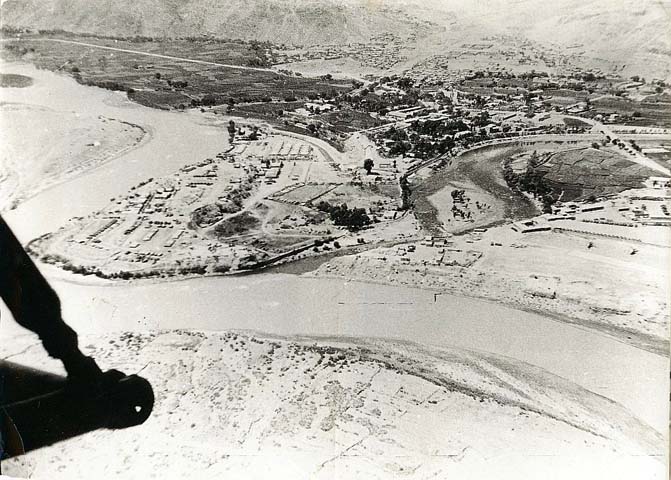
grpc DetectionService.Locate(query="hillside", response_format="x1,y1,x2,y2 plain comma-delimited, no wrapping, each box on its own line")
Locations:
0,0,431,46
400,0,671,80
2,0,669,79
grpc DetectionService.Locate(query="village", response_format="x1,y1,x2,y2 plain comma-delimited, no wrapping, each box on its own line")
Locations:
25,57,671,284
1,3,670,479
28,121,419,279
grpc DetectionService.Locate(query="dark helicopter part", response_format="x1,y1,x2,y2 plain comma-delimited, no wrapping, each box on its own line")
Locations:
0,215,154,463
1,362,154,457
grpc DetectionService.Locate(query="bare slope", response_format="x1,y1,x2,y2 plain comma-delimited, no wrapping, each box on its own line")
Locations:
3,0,669,78
3,330,664,479
0,0,429,46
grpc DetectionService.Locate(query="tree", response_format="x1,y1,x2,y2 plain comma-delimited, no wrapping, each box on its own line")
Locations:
202,94,217,106
399,176,412,210
227,120,236,144
315,201,371,230
249,126,259,141
363,158,374,175
527,151,539,172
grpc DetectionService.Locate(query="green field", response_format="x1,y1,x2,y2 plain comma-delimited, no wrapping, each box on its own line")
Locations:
1,35,352,109
593,96,671,128
538,147,656,200
0,72,33,87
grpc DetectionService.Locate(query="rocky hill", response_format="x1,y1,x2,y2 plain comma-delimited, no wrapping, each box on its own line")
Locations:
1,0,669,78
0,0,431,46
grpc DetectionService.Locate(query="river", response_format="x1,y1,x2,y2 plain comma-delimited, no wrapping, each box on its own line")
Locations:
0,61,668,436
0,62,229,242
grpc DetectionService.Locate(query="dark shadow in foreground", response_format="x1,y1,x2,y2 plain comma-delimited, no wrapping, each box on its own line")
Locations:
1,361,153,457
0,214,154,469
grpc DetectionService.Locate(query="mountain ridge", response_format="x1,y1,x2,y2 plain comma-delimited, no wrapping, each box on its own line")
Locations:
1,0,669,78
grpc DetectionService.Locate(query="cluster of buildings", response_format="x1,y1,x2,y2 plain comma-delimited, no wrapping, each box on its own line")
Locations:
277,33,407,70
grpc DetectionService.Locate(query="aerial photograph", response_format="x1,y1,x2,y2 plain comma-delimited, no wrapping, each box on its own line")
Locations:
0,0,669,478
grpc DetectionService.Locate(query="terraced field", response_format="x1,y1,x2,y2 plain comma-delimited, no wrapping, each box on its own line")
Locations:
537,147,657,200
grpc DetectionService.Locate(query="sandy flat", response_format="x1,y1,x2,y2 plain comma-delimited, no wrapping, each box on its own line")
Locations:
0,62,230,243
0,102,147,211
2,330,664,480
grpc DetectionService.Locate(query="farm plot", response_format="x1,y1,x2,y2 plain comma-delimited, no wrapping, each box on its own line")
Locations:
1,37,352,109
274,183,339,204
320,183,399,210
538,147,658,200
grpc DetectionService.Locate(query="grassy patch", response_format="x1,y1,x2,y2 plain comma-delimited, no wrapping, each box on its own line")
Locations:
212,211,260,238
538,148,656,200
1,35,352,110
0,73,33,88
317,109,388,133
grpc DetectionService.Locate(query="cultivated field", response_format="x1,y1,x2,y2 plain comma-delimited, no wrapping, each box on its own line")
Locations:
537,147,657,200
1,36,351,110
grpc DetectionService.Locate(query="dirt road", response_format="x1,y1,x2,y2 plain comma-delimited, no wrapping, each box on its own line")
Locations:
19,37,287,75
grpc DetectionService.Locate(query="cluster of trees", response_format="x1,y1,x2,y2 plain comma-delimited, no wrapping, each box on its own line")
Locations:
451,189,467,202
383,127,411,156
247,40,273,68
80,79,127,92
168,79,188,89
337,86,419,114
111,265,207,280
316,201,371,230
411,118,468,137
503,153,555,213
450,189,472,219
191,204,226,227
41,252,210,279
381,122,459,160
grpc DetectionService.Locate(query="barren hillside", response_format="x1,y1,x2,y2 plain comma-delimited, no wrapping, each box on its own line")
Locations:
2,0,668,78
0,0,431,46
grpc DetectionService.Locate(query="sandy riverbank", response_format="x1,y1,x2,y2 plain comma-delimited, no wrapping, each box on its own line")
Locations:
310,223,669,355
3,330,664,479
0,62,230,243
0,101,147,211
